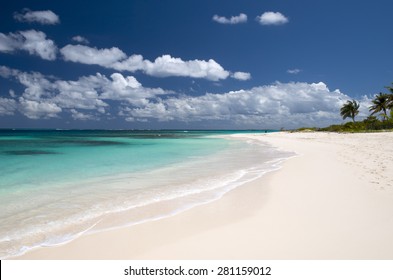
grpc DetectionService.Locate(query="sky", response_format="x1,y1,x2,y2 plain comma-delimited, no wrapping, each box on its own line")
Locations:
0,0,392,129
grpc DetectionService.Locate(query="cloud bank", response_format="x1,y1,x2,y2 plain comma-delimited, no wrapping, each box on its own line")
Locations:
120,82,362,128
0,66,371,128
0,66,168,119
60,45,248,81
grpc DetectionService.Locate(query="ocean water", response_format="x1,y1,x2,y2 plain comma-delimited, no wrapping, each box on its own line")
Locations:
0,130,294,259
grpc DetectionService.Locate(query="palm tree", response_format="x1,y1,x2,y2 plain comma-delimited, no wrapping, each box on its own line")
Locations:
340,99,360,122
369,93,389,121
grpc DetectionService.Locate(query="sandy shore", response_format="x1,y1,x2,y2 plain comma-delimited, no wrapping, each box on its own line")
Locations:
15,132,393,259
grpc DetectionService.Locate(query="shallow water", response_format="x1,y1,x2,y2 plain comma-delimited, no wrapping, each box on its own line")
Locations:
0,130,293,258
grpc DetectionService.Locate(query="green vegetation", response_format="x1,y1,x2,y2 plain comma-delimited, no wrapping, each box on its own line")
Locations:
293,82,393,133
320,118,393,132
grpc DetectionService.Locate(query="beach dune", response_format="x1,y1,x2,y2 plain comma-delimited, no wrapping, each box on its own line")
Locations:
16,132,393,259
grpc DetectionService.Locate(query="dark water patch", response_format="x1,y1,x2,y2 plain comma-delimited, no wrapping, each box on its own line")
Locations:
122,134,191,139
3,150,59,156
54,139,129,146
0,130,211,140
0,139,129,147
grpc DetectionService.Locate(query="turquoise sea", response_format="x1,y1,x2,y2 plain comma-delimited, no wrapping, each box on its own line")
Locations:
0,130,293,259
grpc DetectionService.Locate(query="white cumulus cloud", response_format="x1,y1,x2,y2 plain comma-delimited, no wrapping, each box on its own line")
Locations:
0,30,57,60
143,55,230,81
110,73,142,89
100,73,167,106
231,71,251,81
0,66,169,120
60,44,243,81
212,13,248,24
257,12,289,25
61,44,126,67
19,97,62,119
110,54,145,72
70,109,98,121
14,9,60,25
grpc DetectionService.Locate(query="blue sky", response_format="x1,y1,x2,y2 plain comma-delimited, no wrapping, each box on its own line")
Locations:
1,0,392,129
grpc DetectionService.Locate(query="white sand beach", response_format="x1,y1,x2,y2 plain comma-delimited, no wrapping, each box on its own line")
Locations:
16,132,393,259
